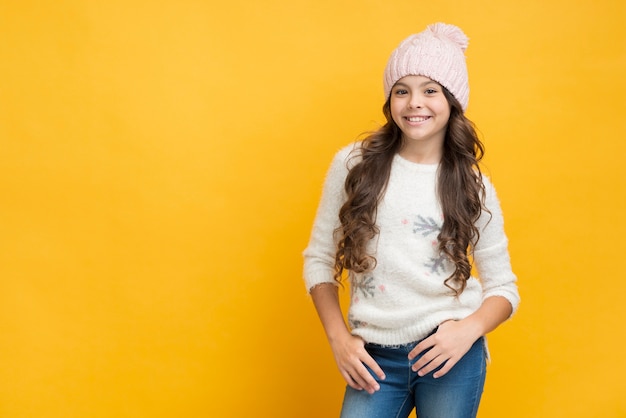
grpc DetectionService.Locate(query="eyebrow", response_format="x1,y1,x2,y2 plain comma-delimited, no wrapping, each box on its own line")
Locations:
394,80,440,88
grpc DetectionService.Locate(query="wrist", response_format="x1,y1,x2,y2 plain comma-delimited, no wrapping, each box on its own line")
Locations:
460,315,487,339
326,326,352,344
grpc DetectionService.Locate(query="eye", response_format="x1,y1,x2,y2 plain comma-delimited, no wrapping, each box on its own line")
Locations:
394,88,408,95
425,88,438,95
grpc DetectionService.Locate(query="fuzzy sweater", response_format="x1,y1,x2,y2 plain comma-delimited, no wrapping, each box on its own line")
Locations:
303,144,520,345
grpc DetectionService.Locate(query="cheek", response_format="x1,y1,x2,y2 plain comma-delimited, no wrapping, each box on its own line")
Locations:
437,103,451,121
389,102,403,123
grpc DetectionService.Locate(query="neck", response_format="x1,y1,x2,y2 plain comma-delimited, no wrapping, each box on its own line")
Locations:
398,140,443,164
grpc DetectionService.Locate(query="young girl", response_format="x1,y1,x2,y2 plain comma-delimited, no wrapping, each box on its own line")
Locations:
303,23,519,418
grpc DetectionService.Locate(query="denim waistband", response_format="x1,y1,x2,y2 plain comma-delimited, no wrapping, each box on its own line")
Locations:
364,327,439,349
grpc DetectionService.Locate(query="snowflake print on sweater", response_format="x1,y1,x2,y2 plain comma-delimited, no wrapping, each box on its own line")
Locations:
413,215,440,236
352,275,376,301
425,255,447,274
412,215,449,276
350,274,387,307
348,312,368,329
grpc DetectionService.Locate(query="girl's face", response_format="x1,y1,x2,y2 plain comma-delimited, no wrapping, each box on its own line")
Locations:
389,75,451,148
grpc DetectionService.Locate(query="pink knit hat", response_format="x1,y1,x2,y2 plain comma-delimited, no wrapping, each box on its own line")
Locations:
383,23,470,111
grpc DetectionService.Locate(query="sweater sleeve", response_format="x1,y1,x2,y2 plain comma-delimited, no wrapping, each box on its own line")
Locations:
302,145,355,292
472,177,520,316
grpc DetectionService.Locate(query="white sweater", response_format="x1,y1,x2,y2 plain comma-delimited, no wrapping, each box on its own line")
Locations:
303,144,520,346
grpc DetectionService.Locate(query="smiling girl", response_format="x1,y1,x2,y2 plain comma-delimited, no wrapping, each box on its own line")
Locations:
303,23,520,418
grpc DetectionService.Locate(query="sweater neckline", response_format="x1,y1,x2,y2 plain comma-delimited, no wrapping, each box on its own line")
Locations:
393,153,440,172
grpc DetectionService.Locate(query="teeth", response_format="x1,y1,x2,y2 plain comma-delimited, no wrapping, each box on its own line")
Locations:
407,116,429,122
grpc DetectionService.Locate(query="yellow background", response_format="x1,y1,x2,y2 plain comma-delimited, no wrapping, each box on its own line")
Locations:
1,0,624,417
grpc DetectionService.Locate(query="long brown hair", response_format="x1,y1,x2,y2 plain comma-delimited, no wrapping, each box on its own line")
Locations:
333,87,487,295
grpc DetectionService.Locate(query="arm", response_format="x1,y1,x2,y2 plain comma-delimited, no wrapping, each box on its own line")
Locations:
409,179,519,378
310,283,385,394
304,146,384,393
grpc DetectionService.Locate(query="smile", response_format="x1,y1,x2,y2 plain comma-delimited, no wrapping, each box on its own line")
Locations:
406,116,430,122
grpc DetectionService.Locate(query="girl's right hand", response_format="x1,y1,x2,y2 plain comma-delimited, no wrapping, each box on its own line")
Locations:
329,333,385,394
308,283,384,394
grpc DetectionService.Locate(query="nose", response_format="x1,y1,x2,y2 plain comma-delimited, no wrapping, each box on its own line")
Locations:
408,94,422,109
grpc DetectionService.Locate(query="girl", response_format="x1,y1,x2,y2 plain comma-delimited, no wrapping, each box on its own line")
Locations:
303,23,519,418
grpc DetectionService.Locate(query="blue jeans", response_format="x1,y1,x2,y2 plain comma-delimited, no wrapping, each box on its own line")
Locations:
340,335,487,418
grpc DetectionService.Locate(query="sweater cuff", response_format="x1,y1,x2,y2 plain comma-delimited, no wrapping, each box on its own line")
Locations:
304,268,338,293
482,289,520,318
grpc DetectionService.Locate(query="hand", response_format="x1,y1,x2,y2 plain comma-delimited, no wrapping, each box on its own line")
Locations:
329,333,385,394
407,319,481,379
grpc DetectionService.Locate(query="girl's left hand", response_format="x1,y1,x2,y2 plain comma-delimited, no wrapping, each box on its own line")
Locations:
407,319,481,379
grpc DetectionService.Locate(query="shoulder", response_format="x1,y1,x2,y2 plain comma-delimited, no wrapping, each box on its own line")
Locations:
316,142,364,197
480,172,495,190
477,172,506,227
479,173,498,202
336,141,363,164
328,141,364,173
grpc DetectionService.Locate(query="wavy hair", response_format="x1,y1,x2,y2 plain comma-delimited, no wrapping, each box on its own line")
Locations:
333,87,487,295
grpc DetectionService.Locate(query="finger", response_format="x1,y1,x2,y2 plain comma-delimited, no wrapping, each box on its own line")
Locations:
414,353,444,376
432,358,457,379
407,346,421,360
341,370,364,391
417,360,441,376
408,338,434,360
411,347,439,372
344,363,379,394
352,364,381,394
361,354,386,381
420,354,457,377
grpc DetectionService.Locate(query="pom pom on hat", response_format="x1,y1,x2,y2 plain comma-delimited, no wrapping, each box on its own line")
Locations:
383,23,470,111
428,22,468,51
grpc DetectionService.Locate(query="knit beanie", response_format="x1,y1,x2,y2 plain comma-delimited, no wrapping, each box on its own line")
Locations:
383,23,470,111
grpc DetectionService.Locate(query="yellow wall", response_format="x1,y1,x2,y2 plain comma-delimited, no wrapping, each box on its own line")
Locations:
1,0,624,417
